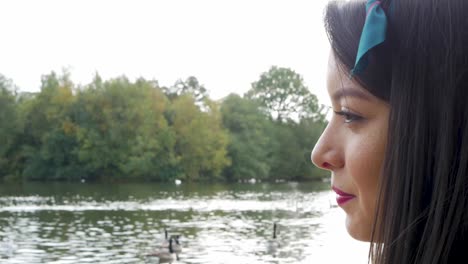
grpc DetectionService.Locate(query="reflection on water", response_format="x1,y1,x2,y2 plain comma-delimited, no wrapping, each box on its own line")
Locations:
0,182,369,263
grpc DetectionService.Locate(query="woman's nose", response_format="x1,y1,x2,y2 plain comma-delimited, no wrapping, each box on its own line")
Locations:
311,125,344,171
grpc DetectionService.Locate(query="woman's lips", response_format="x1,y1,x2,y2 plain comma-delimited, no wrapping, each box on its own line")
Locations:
332,186,356,206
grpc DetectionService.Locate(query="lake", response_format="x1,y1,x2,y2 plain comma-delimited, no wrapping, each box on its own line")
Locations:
0,182,369,263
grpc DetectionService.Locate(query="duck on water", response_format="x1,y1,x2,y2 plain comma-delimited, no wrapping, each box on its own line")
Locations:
147,237,176,263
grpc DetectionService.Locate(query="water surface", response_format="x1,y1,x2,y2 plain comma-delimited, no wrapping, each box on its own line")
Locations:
0,182,368,263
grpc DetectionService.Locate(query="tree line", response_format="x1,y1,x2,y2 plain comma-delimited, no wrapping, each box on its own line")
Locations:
0,66,328,183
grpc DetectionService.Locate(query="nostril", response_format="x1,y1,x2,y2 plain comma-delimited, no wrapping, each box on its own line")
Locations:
322,162,332,169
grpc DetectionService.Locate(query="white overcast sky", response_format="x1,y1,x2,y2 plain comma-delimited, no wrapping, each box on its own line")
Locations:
0,0,331,104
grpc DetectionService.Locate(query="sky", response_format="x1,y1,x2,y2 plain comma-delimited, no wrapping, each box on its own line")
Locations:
0,0,331,104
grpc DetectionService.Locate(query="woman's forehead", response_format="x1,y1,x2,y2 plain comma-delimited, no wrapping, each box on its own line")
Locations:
328,53,361,94
327,51,379,104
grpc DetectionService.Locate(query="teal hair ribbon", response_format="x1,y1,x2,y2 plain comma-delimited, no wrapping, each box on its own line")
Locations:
350,0,388,78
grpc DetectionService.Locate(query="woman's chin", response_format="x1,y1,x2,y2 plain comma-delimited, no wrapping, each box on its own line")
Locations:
345,216,372,242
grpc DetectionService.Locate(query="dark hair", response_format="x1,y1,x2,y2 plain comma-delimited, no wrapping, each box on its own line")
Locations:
324,0,468,263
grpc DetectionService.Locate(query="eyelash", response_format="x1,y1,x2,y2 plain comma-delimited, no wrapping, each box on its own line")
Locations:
333,110,363,123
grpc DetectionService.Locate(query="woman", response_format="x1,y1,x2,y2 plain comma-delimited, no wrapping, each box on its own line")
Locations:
312,0,468,263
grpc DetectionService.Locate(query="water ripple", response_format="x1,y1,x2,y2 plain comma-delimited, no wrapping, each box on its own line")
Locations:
0,183,369,263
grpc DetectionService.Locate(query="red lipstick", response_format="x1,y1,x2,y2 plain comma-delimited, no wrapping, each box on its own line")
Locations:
332,186,356,206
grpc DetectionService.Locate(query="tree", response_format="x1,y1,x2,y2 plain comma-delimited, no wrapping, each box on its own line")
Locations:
246,66,321,122
19,71,82,181
220,94,272,181
0,75,19,180
266,121,302,181
120,78,177,181
290,118,328,180
73,76,177,181
170,94,230,180
163,76,208,103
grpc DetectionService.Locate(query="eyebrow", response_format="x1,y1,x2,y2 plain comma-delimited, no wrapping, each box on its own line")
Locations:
331,87,372,102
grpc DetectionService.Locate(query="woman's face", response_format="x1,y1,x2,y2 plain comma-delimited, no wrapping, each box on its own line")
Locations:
311,52,390,241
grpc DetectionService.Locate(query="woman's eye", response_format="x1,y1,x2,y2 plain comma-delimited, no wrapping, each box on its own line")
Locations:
333,110,363,123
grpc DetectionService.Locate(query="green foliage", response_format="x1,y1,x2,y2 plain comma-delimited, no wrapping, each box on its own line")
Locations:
0,75,19,180
220,94,272,181
20,72,81,181
0,67,326,183
73,76,177,181
163,76,208,103
75,76,144,180
294,118,329,180
241,66,328,181
120,79,177,181
170,95,230,180
246,66,321,122
268,119,328,181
